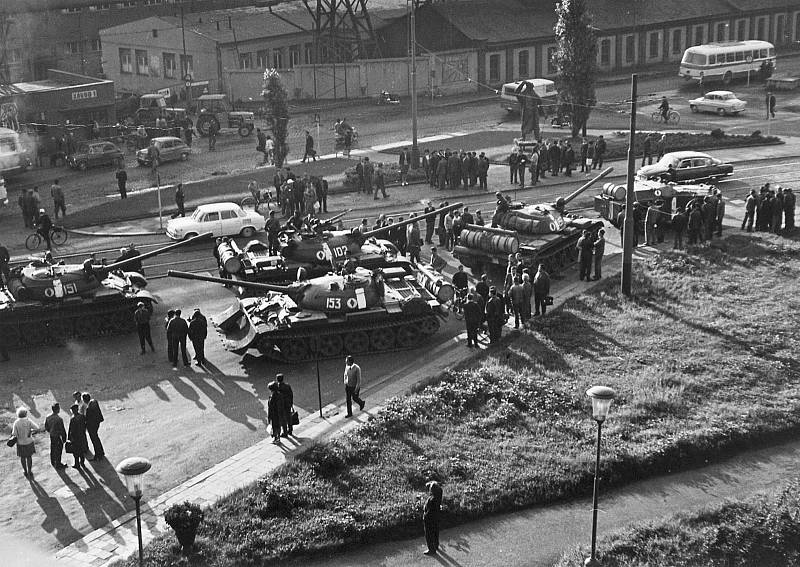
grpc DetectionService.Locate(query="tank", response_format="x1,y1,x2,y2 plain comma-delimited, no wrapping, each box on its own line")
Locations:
453,168,613,276
0,233,210,349
593,178,715,227
168,263,450,362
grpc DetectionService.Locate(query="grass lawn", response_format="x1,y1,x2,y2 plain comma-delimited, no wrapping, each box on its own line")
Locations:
121,232,800,566
556,478,800,566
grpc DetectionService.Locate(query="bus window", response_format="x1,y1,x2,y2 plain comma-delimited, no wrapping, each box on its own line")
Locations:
708,55,716,64
734,51,744,61
759,49,768,58
683,52,707,65
768,47,775,57
726,52,735,63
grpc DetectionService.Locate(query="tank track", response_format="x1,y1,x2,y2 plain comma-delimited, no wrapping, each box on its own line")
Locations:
242,312,442,362
0,298,143,349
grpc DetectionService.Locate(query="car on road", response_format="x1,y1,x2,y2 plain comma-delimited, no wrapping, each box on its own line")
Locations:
637,151,734,183
166,202,265,241
67,141,124,171
688,91,747,116
136,136,190,166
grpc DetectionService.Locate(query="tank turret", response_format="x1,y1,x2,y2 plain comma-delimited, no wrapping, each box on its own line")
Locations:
167,263,448,361
1,233,211,349
454,170,612,276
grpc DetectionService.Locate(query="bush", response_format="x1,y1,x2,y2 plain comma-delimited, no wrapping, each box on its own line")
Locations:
751,130,762,138
710,128,725,138
164,501,205,553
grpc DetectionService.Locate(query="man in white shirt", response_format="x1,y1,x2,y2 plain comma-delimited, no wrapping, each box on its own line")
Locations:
343,355,365,417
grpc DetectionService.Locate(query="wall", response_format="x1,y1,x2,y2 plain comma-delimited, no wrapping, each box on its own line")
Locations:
223,50,478,102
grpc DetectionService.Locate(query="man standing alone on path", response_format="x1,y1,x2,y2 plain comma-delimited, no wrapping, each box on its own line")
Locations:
116,165,128,199
174,183,185,217
44,403,67,469
83,393,104,460
399,147,411,186
50,179,66,219
343,355,365,417
188,309,208,366
134,301,155,354
302,130,316,162
533,264,550,316
276,373,294,436
422,481,443,556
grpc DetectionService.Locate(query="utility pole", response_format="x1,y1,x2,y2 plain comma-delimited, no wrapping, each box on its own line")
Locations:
621,74,637,296
181,7,192,110
409,1,419,168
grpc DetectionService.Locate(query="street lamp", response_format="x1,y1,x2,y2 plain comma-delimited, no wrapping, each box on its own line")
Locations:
585,385,615,567
116,456,152,567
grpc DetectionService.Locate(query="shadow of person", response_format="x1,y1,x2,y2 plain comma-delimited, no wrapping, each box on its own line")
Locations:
199,360,222,375
191,374,268,431
29,477,84,545
166,375,207,410
437,548,465,566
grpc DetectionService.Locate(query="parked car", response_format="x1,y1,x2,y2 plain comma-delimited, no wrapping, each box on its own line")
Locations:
688,91,747,115
637,151,734,183
67,141,124,171
166,202,265,241
137,136,190,166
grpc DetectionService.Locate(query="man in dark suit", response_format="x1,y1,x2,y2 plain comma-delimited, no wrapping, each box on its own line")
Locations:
399,147,412,186
82,393,105,460
167,309,190,367
276,373,294,436
463,293,482,348
44,403,68,469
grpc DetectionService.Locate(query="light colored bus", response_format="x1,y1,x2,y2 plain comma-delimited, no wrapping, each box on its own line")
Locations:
679,40,775,85
499,78,558,113
0,127,30,177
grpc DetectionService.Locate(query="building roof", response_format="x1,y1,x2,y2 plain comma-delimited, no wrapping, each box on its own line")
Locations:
171,8,315,44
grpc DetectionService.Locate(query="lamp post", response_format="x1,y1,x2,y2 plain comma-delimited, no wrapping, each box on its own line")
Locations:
116,457,152,567
585,385,615,567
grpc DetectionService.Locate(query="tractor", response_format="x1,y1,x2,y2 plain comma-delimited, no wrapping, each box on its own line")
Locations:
195,94,255,137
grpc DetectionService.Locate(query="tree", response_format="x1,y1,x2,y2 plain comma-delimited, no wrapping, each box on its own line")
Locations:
552,0,598,138
262,68,290,167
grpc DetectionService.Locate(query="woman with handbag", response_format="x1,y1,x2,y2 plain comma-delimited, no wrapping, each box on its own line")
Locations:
11,407,39,478
67,404,89,469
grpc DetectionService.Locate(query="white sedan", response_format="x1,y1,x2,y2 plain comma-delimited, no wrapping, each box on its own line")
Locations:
166,202,265,241
688,91,747,116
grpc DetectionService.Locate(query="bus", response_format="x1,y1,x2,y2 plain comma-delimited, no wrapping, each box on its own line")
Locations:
0,127,30,177
679,40,775,85
499,78,558,114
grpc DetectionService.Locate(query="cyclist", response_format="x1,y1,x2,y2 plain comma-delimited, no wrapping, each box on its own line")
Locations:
451,264,469,312
659,96,670,122
36,208,53,250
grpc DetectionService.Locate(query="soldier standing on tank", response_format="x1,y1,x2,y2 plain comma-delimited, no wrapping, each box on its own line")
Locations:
485,287,504,344
576,230,593,281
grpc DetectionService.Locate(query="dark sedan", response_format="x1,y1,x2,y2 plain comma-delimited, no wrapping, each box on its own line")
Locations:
637,151,734,183
67,141,124,171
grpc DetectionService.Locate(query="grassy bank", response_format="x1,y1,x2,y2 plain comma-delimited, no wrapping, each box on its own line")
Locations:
556,478,800,566
603,130,781,160
122,232,800,566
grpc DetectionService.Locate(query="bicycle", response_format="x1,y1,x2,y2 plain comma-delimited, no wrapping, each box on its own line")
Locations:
240,181,276,215
26,226,68,251
651,109,681,125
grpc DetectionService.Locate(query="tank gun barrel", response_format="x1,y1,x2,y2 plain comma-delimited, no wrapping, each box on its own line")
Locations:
167,270,293,294
323,209,351,224
463,224,515,236
101,232,213,272
361,202,464,240
562,167,614,205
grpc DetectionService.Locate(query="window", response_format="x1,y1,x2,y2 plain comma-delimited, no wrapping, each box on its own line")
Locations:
89,39,101,52
546,47,557,74
180,54,193,77
755,17,767,40
725,52,735,63
694,25,704,46
708,55,716,64
671,29,683,54
518,50,529,77
648,31,660,59
488,53,500,81
600,38,611,66
135,49,149,75
120,48,133,73
256,50,269,69
118,1,137,7
65,41,81,54
163,52,176,78
272,49,283,69
61,7,82,13
288,49,300,69
734,50,744,62
624,34,635,63
715,22,728,42
202,212,220,222
304,43,314,65
89,3,112,10
736,19,747,41
239,52,253,69
221,209,237,220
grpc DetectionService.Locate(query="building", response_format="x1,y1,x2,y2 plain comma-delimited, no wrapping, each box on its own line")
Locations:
99,9,318,98
0,69,115,126
0,0,276,84
376,0,800,90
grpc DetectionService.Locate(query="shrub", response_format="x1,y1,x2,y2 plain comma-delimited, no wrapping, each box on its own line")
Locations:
710,128,725,138
164,501,205,553
751,130,762,138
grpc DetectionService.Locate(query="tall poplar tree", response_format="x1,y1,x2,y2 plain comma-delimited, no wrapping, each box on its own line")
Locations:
552,0,598,137
262,68,290,167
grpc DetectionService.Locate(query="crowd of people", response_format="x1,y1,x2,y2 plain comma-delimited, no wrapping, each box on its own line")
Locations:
10,390,105,478
506,136,609,186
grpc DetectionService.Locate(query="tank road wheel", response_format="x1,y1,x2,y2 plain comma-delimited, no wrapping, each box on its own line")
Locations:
74,315,101,337
419,316,440,336
396,324,422,348
370,327,395,351
279,338,309,362
344,331,370,354
316,334,344,358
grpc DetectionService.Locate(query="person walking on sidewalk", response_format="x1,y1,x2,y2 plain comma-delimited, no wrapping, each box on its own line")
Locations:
12,407,39,478
302,130,317,162
44,403,67,469
174,183,185,218
134,301,155,354
343,355,365,417
83,392,105,461
50,179,66,219
422,480,443,556
276,373,294,436
267,381,287,444
116,165,128,199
